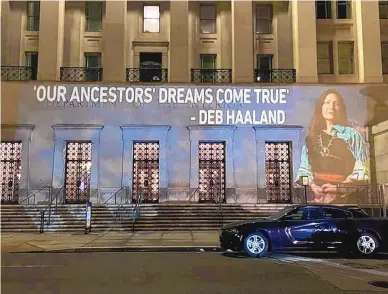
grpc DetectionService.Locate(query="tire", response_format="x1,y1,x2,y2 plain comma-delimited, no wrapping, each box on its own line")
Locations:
356,232,379,257
243,232,269,258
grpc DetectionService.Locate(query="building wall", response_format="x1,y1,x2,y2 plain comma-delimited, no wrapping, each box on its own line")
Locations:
2,82,387,205
1,0,386,83
372,120,388,185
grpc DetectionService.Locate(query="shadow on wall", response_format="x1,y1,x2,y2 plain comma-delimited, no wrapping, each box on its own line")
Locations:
361,85,388,126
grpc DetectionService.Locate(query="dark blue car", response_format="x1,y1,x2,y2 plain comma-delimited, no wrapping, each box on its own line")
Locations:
220,204,388,258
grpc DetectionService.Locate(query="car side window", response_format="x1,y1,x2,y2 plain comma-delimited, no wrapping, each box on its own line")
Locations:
322,208,352,219
285,207,320,221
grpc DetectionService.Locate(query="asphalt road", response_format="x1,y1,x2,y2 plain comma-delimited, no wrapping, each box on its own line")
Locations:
2,252,388,294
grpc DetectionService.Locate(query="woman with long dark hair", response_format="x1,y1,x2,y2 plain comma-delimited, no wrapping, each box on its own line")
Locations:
296,89,369,203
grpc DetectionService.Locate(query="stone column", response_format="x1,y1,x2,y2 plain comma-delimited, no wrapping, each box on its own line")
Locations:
291,0,318,83
102,0,127,82
3,1,23,65
355,1,383,83
220,1,232,68
63,1,83,67
231,0,254,83
37,0,65,80
169,0,189,83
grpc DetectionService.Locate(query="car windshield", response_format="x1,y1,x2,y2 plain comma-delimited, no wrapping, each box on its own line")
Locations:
267,206,295,220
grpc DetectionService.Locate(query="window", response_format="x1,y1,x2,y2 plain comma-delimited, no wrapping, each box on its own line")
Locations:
200,54,216,82
25,52,38,80
382,42,388,74
316,1,332,19
256,5,272,34
144,5,160,33
284,207,320,221
338,41,354,74
85,1,103,32
337,0,351,19
0,142,22,204
317,42,333,74
348,208,369,218
322,208,352,219
27,1,40,31
265,142,292,203
200,5,216,34
200,54,216,69
85,53,101,68
379,1,388,19
257,55,273,71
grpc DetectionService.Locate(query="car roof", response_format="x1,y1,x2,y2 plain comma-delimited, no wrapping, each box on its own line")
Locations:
293,204,359,209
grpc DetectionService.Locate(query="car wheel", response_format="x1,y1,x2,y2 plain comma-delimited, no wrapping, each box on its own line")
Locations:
243,232,269,258
356,233,379,256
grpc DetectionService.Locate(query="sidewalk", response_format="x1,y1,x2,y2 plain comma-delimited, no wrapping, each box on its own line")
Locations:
1,230,221,253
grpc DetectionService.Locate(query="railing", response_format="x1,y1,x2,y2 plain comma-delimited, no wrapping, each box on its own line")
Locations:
254,69,296,83
191,69,232,83
132,188,143,232
188,187,199,202
126,68,168,83
40,187,64,233
60,67,103,82
217,193,224,226
20,187,52,205
1,66,37,81
103,186,128,205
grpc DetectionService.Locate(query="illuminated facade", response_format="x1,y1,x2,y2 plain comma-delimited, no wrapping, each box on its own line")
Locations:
1,1,388,206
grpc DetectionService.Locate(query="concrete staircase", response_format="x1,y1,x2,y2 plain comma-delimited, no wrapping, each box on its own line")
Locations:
1,203,290,232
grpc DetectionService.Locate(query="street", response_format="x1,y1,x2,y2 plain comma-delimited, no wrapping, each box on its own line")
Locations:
2,252,388,294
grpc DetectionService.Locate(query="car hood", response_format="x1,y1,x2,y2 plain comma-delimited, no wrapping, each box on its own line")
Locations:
221,219,271,230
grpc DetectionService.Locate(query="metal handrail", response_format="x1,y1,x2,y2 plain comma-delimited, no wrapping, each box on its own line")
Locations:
20,186,51,205
132,188,142,232
217,193,223,226
40,187,64,233
103,186,128,204
189,187,199,202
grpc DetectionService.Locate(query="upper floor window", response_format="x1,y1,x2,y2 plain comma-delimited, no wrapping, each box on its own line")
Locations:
85,1,103,32
200,5,216,34
257,55,273,71
85,53,101,68
382,42,388,74
316,1,332,19
200,54,216,69
144,5,160,33
27,1,40,31
256,5,272,34
337,0,351,19
338,41,354,74
380,1,388,19
317,41,334,74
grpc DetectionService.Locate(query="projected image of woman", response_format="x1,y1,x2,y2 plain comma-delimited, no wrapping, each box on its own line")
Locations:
296,89,369,204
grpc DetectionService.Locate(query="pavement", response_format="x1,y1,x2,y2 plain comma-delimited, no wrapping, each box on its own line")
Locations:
2,251,388,294
1,230,220,253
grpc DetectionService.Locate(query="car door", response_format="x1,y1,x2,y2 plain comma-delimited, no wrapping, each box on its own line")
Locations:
278,206,322,249
318,207,354,247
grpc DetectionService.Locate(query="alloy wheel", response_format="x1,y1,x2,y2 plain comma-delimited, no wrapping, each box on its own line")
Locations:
357,235,376,255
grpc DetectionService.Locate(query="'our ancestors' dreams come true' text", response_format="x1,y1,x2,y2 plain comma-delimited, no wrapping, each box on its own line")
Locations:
33,85,291,125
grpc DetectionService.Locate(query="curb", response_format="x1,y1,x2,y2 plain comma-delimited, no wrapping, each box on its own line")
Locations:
10,246,223,254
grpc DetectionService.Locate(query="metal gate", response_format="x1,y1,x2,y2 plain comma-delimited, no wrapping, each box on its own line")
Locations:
198,142,225,203
265,142,292,203
0,142,22,204
132,142,159,203
64,142,92,204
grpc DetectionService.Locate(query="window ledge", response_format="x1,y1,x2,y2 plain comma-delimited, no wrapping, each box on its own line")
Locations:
25,31,39,37
316,19,353,27
200,33,217,39
84,32,103,38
